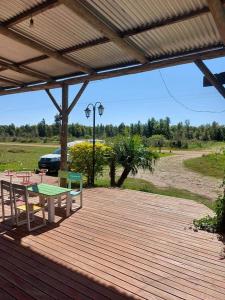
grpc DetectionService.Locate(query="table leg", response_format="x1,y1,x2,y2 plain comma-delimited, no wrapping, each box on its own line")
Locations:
66,193,72,217
47,197,55,223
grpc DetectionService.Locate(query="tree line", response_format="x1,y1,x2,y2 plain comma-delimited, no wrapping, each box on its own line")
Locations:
1,115,225,145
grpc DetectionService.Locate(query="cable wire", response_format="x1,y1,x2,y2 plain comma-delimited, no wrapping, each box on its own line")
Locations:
158,69,225,114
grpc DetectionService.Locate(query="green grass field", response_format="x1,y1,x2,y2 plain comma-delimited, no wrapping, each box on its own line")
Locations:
184,153,225,179
0,144,57,171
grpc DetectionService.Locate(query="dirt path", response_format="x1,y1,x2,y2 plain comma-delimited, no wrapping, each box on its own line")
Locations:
134,150,221,200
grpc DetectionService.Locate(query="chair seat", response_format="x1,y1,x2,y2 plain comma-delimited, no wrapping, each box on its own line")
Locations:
70,190,81,196
17,204,41,212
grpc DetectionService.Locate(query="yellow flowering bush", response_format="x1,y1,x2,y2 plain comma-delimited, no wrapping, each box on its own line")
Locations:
69,142,111,185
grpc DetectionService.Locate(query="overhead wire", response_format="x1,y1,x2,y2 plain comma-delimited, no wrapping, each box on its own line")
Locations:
158,69,225,114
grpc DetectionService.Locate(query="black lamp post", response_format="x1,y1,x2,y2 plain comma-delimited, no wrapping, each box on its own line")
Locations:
84,102,104,185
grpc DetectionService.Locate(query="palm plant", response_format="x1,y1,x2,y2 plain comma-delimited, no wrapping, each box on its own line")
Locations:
109,135,158,187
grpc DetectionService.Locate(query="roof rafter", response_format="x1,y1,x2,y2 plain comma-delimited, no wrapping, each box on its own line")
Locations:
0,56,51,80
1,47,225,96
0,26,93,75
0,75,24,86
207,0,225,44
59,0,148,64
195,59,225,98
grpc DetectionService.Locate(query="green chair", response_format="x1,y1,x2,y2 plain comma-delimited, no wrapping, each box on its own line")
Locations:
58,171,83,211
68,172,83,210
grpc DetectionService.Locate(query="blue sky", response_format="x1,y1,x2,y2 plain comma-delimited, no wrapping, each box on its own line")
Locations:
1,57,225,126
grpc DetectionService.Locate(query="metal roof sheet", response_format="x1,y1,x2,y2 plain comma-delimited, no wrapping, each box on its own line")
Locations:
130,14,220,58
0,34,42,62
0,80,14,88
12,4,104,51
0,70,38,83
68,42,134,68
26,57,80,76
86,0,207,31
0,0,224,92
0,0,44,22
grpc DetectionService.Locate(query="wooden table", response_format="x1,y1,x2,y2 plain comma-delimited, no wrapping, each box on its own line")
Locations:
28,183,72,223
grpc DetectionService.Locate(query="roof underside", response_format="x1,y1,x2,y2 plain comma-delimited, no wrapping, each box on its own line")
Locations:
0,0,224,94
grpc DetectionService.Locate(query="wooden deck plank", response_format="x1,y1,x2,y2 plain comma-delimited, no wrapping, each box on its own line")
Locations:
0,187,225,300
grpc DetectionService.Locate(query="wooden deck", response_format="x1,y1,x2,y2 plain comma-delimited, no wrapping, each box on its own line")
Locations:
0,187,225,300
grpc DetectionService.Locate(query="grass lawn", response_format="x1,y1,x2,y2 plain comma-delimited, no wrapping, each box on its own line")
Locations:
0,144,57,171
184,153,225,179
95,176,213,209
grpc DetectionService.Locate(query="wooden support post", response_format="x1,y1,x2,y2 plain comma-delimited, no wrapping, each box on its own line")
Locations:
195,59,225,98
60,84,69,187
46,83,89,187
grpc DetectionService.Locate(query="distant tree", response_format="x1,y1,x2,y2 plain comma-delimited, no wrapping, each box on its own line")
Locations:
37,118,46,137
149,134,167,152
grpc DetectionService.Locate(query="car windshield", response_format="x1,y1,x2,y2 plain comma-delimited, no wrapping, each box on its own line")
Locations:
53,148,61,154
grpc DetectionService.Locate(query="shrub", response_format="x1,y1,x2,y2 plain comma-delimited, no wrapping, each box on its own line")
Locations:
69,142,111,186
108,135,159,187
193,178,225,233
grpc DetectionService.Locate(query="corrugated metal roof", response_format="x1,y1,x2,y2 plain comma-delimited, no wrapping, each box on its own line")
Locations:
12,5,104,51
130,13,220,58
68,42,134,68
0,34,42,62
0,70,38,83
0,0,44,22
0,0,223,90
0,80,14,87
86,0,207,31
26,57,80,76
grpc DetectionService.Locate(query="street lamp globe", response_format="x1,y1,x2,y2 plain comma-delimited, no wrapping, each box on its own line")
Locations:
84,106,91,118
98,104,104,116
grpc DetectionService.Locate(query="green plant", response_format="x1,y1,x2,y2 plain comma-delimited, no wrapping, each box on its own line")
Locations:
69,142,111,186
193,178,225,233
108,135,158,187
193,215,217,232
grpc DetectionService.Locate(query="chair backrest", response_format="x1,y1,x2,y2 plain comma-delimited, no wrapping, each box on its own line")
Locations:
0,180,12,201
67,172,82,190
11,183,28,212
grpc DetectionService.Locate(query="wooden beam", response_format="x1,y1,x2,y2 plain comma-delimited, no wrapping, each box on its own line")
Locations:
59,0,148,64
67,81,89,115
0,58,51,80
195,59,225,98
60,84,69,187
45,89,62,113
3,0,59,27
0,25,93,74
207,0,225,44
0,75,24,86
1,47,225,96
